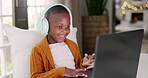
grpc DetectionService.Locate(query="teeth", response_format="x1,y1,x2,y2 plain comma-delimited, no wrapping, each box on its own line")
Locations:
59,34,65,38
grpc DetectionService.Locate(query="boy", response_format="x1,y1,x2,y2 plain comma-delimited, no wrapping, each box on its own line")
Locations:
30,4,94,78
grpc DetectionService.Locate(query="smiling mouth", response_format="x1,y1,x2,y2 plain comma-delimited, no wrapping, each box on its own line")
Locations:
59,34,66,39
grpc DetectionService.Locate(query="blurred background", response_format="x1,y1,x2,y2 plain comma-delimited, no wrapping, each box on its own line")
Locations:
0,0,148,77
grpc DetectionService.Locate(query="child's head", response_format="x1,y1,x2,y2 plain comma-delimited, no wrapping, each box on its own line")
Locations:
45,5,70,43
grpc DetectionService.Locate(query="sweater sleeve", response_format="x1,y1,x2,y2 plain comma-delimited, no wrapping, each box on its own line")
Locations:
71,41,83,69
30,47,65,78
76,45,83,68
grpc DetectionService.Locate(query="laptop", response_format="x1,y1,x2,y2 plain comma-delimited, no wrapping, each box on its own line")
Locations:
89,29,144,78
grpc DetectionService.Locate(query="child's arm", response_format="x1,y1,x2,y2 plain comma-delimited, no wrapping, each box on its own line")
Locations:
30,47,65,78
30,47,88,78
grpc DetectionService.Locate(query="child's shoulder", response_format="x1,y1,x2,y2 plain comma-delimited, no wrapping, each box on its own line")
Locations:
65,38,76,43
65,38,77,46
32,36,47,49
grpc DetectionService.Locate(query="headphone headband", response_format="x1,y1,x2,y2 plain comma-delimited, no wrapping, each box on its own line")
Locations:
36,4,73,34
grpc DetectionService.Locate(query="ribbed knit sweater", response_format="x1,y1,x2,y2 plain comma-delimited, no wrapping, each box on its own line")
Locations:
30,35,83,78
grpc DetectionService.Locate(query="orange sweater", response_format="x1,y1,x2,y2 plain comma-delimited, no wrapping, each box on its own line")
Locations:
30,35,83,78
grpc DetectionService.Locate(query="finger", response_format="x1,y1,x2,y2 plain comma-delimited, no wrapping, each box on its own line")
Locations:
92,53,95,56
76,68,87,72
84,54,89,59
86,60,94,66
89,56,95,60
89,61,94,66
92,53,95,58
70,74,78,77
86,54,92,59
89,61,95,66
87,59,94,63
91,53,95,57
89,54,95,60
75,68,86,72
85,63,92,66
88,54,91,58
85,74,88,78
77,73,88,77
88,53,95,59
85,53,88,56
90,59,95,63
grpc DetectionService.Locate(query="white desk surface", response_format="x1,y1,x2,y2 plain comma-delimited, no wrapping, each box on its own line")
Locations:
136,53,148,78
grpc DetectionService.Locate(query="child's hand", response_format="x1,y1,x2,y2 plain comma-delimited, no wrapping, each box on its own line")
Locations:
82,53,95,68
64,67,87,77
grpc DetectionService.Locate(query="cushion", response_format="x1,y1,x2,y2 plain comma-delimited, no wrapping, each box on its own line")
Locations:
3,24,77,78
3,24,45,78
67,27,77,44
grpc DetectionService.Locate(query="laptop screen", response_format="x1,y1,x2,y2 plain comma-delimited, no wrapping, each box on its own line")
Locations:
92,29,144,78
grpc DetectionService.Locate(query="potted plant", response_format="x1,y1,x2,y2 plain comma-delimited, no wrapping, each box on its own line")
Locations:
86,0,108,15
82,0,109,53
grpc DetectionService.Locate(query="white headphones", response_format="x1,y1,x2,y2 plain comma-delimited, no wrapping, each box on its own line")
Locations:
36,4,73,34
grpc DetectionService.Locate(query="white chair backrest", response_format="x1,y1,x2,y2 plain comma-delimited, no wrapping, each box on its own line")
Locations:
3,24,77,78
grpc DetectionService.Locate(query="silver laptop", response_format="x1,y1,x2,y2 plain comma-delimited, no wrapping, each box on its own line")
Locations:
90,29,144,78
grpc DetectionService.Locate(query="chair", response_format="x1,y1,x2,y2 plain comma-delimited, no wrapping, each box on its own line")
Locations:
3,4,77,78
3,24,77,78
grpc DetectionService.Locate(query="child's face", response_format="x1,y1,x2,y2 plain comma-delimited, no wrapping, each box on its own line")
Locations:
48,12,70,43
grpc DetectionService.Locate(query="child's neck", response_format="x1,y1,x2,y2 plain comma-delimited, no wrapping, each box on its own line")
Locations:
47,35,57,44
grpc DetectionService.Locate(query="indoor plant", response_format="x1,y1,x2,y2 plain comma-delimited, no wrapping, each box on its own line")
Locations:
82,0,109,53
86,0,108,15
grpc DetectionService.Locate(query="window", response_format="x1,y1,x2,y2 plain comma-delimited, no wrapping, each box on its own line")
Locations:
0,0,13,25
0,0,60,77
27,0,60,29
0,0,13,78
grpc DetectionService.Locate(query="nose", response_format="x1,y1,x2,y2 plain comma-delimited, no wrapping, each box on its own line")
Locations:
61,27,70,33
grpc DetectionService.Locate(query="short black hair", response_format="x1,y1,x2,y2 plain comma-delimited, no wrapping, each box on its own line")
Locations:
45,5,69,19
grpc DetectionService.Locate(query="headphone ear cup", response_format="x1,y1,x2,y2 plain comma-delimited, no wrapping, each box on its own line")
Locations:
37,18,49,34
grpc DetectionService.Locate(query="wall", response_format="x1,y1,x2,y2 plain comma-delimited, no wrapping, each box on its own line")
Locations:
81,0,88,16
106,0,115,33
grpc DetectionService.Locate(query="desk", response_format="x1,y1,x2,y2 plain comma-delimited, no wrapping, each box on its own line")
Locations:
136,53,148,78
63,53,148,78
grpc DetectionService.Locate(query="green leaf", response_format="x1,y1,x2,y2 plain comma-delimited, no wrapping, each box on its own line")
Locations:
86,0,108,15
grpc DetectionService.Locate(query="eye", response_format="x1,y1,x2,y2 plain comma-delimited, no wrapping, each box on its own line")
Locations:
57,26,62,29
66,26,70,28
